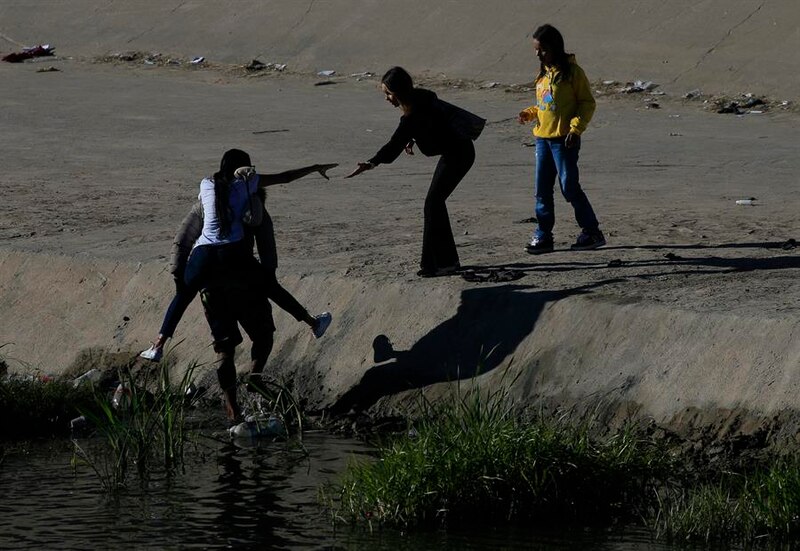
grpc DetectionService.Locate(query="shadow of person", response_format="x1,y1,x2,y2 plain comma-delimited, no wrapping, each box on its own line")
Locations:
330,280,621,414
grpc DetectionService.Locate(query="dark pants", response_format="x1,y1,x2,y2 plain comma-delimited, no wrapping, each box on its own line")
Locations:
157,240,260,338
421,140,475,271
200,285,276,393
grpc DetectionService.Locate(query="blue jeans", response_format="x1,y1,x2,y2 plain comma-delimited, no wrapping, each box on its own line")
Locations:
533,137,599,241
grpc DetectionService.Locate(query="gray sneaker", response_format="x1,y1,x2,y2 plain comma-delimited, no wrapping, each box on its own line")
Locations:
313,312,332,339
570,231,606,250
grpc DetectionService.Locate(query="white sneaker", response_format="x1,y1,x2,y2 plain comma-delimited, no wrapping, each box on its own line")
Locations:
139,344,163,362
313,312,332,339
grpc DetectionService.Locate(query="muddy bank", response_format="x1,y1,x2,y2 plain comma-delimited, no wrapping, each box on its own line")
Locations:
2,248,799,446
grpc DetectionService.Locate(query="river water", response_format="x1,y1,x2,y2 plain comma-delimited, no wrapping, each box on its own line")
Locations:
1,432,713,550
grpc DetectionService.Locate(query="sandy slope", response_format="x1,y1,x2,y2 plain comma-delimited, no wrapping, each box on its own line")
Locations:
1,3,799,439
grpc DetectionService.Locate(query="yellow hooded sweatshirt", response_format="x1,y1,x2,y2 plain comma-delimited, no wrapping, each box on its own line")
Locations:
520,56,596,138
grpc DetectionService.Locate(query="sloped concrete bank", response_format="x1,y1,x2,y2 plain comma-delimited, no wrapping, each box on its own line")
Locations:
2,248,799,441
1,0,798,100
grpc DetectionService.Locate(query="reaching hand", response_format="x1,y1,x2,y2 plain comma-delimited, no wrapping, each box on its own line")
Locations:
315,163,338,180
404,141,415,156
234,166,257,181
345,162,374,179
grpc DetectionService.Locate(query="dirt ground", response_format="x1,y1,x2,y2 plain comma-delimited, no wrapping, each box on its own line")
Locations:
1,3,799,445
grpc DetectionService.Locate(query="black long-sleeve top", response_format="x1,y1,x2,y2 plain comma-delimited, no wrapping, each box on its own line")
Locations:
368,89,468,166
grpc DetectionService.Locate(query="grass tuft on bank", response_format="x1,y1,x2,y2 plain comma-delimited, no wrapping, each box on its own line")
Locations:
655,459,800,543
332,383,670,527
0,376,95,439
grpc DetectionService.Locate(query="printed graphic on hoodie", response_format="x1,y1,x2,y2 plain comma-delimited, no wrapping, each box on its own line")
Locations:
536,80,556,112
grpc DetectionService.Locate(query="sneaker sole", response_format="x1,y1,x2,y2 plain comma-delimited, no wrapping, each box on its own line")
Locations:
570,241,606,251
524,246,554,255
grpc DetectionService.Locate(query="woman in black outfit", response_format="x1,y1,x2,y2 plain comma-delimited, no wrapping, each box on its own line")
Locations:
347,67,476,278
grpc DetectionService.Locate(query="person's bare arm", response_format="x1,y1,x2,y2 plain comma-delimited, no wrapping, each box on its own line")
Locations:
236,164,338,187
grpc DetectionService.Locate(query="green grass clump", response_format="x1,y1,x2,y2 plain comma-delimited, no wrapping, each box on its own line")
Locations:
655,458,800,543
73,363,198,491
332,384,669,527
0,376,95,439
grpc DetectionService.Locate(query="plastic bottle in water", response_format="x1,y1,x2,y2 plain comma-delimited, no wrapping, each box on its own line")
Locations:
229,414,286,439
112,383,131,410
735,198,756,205
72,368,103,388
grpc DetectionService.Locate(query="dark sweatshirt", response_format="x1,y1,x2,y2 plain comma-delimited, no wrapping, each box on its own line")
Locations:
368,89,469,166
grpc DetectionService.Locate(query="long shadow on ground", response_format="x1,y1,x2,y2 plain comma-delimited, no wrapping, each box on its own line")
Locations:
330,279,622,414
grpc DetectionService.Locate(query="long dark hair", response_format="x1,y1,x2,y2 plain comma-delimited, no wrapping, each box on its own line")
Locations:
212,148,251,238
381,66,414,104
532,24,572,84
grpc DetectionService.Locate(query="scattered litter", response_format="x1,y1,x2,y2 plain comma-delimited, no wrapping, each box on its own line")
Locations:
112,383,131,410
2,44,54,63
349,71,374,78
252,128,289,135
716,96,766,115
607,259,625,267
246,59,267,71
664,252,683,261
781,238,797,250
274,63,287,71
522,141,535,147
482,81,500,89
602,80,617,85
735,198,757,206
314,80,337,86
684,89,702,99
620,80,658,93
748,110,763,115
36,66,60,73
143,59,156,66
70,415,88,433
190,56,205,64
644,101,660,109
669,132,682,136
114,52,138,61
461,268,525,283
669,114,681,118
317,69,336,77
514,217,537,224
72,368,102,388
741,97,765,108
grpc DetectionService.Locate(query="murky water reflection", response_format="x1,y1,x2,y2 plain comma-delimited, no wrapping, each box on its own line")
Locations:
1,432,710,550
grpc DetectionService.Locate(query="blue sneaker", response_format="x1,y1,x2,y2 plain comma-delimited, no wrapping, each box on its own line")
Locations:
313,312,332,339
525,235,554,255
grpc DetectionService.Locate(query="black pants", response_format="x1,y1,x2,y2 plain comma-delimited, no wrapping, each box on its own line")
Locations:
421,140,475,271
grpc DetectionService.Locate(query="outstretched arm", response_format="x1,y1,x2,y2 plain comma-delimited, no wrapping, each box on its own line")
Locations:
237,163,338,187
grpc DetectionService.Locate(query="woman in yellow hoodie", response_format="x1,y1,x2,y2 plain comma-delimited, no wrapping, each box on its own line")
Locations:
518,24,605,253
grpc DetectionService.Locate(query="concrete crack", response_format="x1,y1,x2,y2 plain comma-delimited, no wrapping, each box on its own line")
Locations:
289,0,317,32
670,0,767,83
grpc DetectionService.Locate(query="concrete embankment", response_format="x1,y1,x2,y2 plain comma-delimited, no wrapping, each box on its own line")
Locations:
3,249,799,438
1,0,798,100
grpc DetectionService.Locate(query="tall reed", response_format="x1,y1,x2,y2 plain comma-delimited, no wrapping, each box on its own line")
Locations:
73,363,199,491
